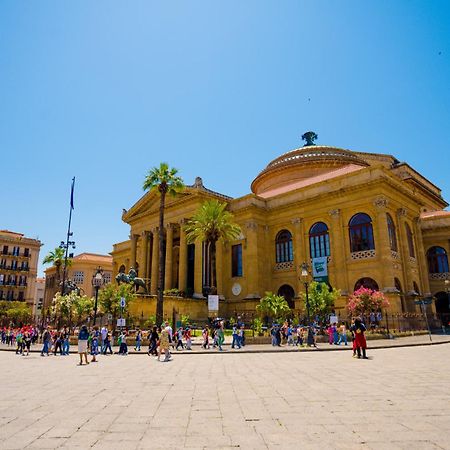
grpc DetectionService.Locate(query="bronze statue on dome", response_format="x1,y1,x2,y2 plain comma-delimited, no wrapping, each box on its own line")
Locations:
302,131,318,147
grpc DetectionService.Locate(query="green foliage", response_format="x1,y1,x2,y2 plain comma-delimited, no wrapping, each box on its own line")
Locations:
229,316,236,327
0,301,32,325
142,162,184,196
52,291,94,326
180,314,190,327
143,315,156,329
301,281,340,321
99,283,136,320
252,316,263,335
184,199,241,245
42,247,72,280
256,292,291,322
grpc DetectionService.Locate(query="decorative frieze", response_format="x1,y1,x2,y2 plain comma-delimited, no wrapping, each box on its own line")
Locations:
274,261,294,271
429,272,450,280
328,209,340,218
391,250,400,260
397,208,408,217
350,250,376,260
373,197,388,209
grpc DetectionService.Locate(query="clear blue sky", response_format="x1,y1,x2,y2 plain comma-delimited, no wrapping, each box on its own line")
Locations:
1,1,449,276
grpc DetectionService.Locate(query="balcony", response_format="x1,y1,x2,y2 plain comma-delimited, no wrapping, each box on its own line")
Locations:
0,265,29,272
429,272,450,281
0,251,31,259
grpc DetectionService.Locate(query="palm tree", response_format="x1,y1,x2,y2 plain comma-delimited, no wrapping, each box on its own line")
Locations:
143,163,184,325
42,247,72,282
184,199,241,295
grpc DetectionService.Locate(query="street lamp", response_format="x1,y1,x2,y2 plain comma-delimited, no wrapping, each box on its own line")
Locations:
445,279,450,308
92,267,104,326
300,262,310,324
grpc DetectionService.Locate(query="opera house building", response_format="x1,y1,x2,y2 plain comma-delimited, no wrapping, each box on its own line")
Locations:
111,133,450,324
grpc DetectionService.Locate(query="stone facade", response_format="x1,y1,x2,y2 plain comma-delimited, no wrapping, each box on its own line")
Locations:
111,139,450,322
0,230,42,309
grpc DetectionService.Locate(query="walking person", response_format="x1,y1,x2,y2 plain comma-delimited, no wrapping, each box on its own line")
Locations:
100,326,108,353
78,325,90,365
217,321,225,351
40,326,51,356
147,326,158,356
337,322,348,346
158,326,170,362
202,326,210,349
351,317,368,359
62,327,70,355
135,328,142,351
118,330,128,355
231,325,240,349
175,327,184,351
53,330,63,356
23,331,32,356
102,331,113,355
184,326,192,350
90,326,99,362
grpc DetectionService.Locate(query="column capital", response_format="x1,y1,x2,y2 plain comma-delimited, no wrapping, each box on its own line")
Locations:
246,221,258,230
129,233,138,240
141,230,150,239
328,209,341,218
165,223,174,230
373,196,388,209
291,217,303,225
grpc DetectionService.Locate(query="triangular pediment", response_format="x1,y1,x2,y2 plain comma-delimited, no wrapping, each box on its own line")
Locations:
122,183,232,224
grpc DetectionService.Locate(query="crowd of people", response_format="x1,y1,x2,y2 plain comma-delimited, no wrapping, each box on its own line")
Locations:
1,316,370,361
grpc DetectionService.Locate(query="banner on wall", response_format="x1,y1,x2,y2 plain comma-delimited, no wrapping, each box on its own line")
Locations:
312,256,328,283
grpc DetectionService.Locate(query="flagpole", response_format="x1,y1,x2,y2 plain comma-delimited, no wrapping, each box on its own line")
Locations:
61,177,76,296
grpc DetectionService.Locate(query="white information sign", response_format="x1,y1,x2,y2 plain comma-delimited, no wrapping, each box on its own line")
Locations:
208,295,219,311
329,315,338,324
117,318,126,327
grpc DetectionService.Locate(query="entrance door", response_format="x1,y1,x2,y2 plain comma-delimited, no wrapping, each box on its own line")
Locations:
277,284,295,309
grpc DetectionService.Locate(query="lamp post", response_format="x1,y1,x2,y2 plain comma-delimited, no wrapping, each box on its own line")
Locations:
92,267,104,326
300,262,310,324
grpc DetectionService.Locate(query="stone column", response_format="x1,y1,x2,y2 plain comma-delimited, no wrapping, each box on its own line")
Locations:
142,231,150,283
291,218,303,296
397,208,413,308
216,240,223,296
374,197,392,290
329,208,350,295
150,228,159,295
194,239,203,297
164,224,174,290
178,221,187,292
130,234,138,269
414,217,431,298
245,221,260,298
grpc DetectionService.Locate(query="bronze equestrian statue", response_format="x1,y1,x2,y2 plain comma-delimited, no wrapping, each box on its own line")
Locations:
115,267,147,293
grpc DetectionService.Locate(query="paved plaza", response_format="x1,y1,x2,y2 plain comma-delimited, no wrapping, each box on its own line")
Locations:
1,343,450,450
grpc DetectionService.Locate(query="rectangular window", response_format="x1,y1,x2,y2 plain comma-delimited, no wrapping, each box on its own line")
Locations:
73,271,84,285
13,246,20,256
232,244,243,277
2,245,8,255
24,248,30,257
18,291,24,301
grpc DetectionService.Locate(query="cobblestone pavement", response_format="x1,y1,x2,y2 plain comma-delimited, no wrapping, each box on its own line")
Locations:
1,344,450,449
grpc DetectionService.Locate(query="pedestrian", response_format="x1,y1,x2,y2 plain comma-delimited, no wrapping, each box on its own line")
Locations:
184,326,192,350
78,325,90,365
135,328,142,351
175,327,184,350
286,325,294,346
337,322,348,345
118,330,128,355
351,317,368,359
62,327,70,355
53,330,63,356
100,326,108,353
147,326,158,356
296,326,304,346
231,325,240,349
90,326,99,362
102,331,113,355
202,326,210,349
40,326,51,356
327,324,334,345
15,329,23,355
23,331,32,356
158,326,170,362
217,321,225,351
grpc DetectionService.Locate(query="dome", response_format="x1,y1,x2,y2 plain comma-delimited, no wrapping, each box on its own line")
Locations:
251,143,369,198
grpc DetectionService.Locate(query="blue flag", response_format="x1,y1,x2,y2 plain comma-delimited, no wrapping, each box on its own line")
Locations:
70,177,75,210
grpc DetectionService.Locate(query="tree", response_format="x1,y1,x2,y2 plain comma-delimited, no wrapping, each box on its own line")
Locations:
98,283,136,330
0,301,32,326
256,292,291,323
143,163,184,326
42,247,72,282
52,291,94,326
347,287,390,319
184,199,241,294
301,281,340,322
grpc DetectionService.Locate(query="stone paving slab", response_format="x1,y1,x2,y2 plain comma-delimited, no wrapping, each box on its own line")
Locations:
1,343,450,449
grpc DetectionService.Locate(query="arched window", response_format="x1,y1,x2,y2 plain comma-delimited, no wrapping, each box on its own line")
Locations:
427,246,449,274
119,264,126,273
275,230,293,263
309,222,330,258
354,277,379,291
387,213,398,252
349,213,375,252
405,223,415,258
